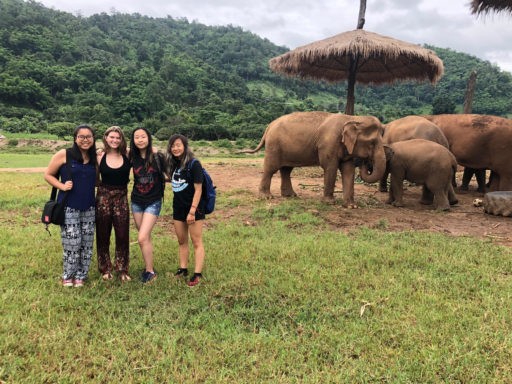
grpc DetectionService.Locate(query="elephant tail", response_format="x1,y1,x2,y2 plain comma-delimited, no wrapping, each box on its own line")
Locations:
237,126,268,154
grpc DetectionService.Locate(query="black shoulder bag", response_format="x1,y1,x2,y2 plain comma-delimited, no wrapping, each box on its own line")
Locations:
41,150,73,234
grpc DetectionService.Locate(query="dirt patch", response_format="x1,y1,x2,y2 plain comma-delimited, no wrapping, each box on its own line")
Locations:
202,159,512,248
6,157,511,247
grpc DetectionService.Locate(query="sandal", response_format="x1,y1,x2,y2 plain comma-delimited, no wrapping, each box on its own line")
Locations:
120,273,132,282
102,272,113,281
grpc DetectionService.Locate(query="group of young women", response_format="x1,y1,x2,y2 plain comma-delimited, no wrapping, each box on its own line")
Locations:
44,125,206,287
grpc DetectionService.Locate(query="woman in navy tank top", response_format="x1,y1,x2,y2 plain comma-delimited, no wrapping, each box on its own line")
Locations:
44,125,98,288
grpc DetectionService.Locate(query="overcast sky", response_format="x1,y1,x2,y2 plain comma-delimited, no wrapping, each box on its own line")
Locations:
38,0,512,72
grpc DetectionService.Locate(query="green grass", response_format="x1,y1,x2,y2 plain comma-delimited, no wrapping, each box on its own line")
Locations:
1,165,512,383
0,153,53,168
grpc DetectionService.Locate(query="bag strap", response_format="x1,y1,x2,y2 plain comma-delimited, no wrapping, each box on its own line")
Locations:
49,149,73,202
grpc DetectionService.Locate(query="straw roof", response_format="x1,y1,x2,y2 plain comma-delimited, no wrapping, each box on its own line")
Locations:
471,0,512,14
269,29,444,85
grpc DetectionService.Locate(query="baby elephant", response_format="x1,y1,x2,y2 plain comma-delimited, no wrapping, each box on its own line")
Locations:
384,139,459,211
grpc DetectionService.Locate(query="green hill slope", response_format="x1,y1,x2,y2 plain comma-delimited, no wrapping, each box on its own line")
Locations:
0,0,511,139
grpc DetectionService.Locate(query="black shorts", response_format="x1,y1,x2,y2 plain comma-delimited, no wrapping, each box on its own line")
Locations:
173,204,206,222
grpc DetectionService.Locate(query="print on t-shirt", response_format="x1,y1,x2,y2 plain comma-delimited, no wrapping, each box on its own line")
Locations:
172,168,188,192
134,164,156,194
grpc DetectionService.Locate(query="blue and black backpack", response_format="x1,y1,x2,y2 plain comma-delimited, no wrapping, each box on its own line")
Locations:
188,159,216,214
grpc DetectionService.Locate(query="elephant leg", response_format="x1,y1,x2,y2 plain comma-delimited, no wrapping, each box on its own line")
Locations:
448,184,458,205
279,167,296,197
433,189,450,211
340,161,356,208
488,172,500,191
379,169,389,192
420,185,434,205
389,173,405,207
475,169,486,193
460,167,474,190
389,165,405,207
258,161,277,198
322,164,338,201
386,184,395,205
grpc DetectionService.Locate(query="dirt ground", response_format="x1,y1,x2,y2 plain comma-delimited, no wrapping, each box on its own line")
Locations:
2,146,511,247
201,158,512,248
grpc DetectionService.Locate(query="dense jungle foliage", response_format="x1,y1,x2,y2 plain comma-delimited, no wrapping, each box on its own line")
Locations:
1,0,512,140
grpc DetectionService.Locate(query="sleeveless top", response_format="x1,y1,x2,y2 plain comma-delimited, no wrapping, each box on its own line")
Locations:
99,153,131,187
58,158,96,210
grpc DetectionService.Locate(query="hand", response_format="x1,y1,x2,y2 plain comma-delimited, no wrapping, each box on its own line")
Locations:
62,180,73,191
186,212,195,224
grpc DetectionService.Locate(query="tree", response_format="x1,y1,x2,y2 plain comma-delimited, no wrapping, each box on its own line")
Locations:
432,95,456,114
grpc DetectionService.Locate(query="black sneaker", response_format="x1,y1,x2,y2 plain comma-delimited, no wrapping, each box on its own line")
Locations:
174,268,189,279
141,270,157,283
187,273,202,287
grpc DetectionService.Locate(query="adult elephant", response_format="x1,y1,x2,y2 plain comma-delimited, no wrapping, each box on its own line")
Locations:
423,114,512,191
380,115,450,192
242,111,386,208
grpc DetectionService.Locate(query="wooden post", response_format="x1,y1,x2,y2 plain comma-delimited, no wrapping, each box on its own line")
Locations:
463,70,477,113
357,0,367,29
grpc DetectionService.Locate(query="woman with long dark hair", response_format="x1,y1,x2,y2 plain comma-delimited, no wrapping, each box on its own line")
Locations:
44,125,98,287
129,127,166,284
166,134,206,287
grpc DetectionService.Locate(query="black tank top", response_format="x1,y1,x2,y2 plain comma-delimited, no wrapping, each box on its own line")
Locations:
99,153,131,186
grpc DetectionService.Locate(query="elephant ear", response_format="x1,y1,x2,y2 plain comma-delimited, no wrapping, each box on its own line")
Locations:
342,121,360,154
384,145,394,161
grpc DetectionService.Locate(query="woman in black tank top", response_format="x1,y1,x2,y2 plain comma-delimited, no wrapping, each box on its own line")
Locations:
96,126,132,282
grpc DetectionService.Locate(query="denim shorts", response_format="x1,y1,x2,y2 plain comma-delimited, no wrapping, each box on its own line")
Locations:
131,200,162,216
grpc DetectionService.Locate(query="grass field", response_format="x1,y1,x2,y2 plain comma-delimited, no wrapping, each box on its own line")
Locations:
1,157,511,383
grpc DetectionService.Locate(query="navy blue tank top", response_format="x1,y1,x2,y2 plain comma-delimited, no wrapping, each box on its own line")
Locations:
58,158,96,210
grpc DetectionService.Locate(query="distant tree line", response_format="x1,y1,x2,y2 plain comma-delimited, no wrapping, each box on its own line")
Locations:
1,0,511,140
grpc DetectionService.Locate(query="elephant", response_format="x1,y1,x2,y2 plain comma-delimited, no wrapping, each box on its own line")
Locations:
380,115,450,192
384,139,459,211
242,111,387,208
423,114,512,191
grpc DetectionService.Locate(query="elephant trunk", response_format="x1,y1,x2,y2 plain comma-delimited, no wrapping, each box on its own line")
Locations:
359,145,386,184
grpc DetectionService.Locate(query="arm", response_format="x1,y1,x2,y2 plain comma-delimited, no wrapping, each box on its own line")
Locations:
44,149,73,191
187,183,203,224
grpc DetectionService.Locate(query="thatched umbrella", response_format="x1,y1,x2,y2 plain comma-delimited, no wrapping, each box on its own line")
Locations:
471,0,512,14
269,29,444,115
269,1,444,115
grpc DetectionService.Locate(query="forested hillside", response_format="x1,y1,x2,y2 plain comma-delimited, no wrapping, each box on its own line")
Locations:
1,0,511,140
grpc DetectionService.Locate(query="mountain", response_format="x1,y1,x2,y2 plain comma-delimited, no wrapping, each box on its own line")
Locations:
1,0,511,140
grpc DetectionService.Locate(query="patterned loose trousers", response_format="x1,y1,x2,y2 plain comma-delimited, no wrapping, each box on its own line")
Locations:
95,185,130,275
61,206,95,280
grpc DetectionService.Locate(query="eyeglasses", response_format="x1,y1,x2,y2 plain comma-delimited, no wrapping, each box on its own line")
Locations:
77,135,93,141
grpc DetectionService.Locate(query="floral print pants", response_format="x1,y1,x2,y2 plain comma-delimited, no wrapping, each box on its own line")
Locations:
95,185,130,275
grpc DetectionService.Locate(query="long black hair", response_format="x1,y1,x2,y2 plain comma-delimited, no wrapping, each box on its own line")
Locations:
166,134,195,174
129,127,155,170
69,124,98,169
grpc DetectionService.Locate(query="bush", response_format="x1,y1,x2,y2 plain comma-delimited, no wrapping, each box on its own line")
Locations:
155,127,173,141
47,122,74,139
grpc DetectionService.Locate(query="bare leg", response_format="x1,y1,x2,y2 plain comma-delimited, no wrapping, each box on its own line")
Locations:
174,220,190,269
133,212,158,273
189,221,205,273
